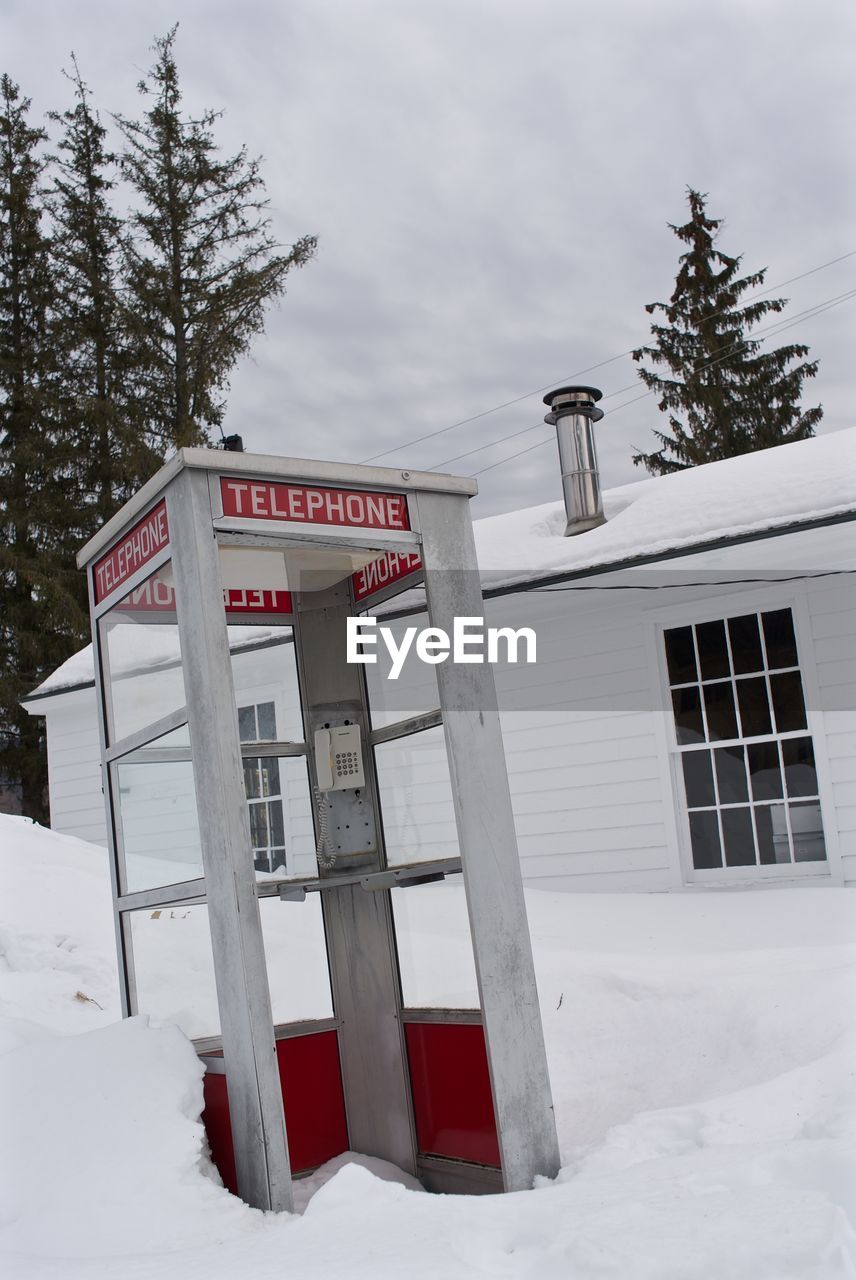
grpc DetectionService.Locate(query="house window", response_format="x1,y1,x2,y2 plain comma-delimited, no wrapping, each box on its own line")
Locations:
664,608,826,872
238,702,286,874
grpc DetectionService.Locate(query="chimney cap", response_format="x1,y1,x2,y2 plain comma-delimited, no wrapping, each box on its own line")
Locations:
543,385,603,426
542,384,603,408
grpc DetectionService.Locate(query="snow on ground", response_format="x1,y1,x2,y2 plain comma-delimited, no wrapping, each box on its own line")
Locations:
1,813,855,1278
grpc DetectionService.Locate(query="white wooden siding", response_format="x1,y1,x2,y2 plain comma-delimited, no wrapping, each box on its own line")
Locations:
27,521,856,893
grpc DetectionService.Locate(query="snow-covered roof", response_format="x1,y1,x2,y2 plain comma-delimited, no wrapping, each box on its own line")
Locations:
25,428,856,700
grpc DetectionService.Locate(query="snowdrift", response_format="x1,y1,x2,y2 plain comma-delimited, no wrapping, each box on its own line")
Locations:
1,813,855,1278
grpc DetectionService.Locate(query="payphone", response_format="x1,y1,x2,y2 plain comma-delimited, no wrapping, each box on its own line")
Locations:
78,449,560,1212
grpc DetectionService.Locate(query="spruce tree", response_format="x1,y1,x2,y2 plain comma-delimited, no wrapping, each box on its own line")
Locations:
49,58,158,535
0,76,86,822
632,188,822,475
115,26,317,450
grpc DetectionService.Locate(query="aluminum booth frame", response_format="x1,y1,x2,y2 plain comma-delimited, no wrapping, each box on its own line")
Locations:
78,449,560,1211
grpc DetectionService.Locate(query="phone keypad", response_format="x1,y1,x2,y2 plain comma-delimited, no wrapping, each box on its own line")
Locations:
335,750,360,778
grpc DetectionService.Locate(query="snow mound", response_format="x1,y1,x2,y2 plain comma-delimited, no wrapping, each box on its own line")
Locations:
1,815,855,1277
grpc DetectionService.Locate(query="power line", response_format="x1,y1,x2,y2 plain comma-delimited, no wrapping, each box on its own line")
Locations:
360,247,856,465
465,285,856,479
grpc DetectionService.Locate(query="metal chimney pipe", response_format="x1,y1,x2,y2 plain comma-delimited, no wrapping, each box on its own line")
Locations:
542,385,605,537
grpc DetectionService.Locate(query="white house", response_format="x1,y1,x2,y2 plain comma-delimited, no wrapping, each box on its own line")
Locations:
23,427,856,892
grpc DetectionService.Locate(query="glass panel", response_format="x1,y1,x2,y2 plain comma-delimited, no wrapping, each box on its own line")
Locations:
747,741,784,801
243,759,262,799
257,701,277,741
127,903,220,1040
99,564,185,745
681,751,714,808
364,610,442,729
721,807,756,867
714,744,749,804
736,677,772,738
782,737,818,798
249,802,270,849
114,728,203,894
770,672,807,733
689,810,722,869
763,609,798,669
270,799,285,847
672,687,704,745
664,626,697,685
258,895,334,1022
238,705,257,742
703,682,738,741
756,803,791,864
260,757,281,797
256,756,318,881
375,725,459,866
391,878,479,1008
789,802,827,863
728,615,764,675
230,629,304,746
696,620,730,680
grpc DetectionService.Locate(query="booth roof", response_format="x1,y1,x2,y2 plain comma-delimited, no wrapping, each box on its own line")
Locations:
27,426,856,700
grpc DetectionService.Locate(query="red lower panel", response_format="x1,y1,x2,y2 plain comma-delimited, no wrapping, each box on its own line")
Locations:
404,1021,501,1167
202,1029,349,1194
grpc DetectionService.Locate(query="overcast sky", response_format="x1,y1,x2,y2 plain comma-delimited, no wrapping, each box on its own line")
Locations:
3,0,855,518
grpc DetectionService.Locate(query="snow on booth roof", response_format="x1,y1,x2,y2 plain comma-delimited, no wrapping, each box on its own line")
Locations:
26,427,856,698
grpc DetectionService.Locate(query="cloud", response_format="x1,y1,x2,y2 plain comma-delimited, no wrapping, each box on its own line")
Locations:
2,0,853,518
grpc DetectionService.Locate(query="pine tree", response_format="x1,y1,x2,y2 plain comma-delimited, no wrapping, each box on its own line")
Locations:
115,26,317,451
632,188,822,475
0,76,87,822
48,57,159,535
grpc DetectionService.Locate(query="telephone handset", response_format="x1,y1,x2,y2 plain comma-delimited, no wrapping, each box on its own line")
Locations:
314,723,366,792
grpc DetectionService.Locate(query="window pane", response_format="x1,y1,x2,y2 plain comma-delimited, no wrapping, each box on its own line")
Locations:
259,895,334,1022
114,741,203,895
763,609,798,669
243,759,262,800
770,672,807,733
269,799,285,848
714,745,749,804
255,756,317,881
790,802,827,863
703,683,738,741
249,802,269,849
747,741,784,801
682,751,715,808
736,677,772,738
672,687,705,745
127,903,220,1040
721,807,756,867
665,626,697,685
99,564,185,745
375,725,460,866
392,879,479,1008
238,705,257,743
782,737,818,798
261,757,281,798
728,615,764,675
689,810,722,869
696,620,730,680
257,701,277,741
756,803,791,864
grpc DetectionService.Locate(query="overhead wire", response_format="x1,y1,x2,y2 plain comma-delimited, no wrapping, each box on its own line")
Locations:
462,284,856,479
359,247,856,465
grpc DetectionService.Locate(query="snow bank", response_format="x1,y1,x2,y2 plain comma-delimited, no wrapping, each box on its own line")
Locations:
1,815,855,1278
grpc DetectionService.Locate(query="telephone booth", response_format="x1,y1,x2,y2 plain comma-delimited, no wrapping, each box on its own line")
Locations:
78,449,560,1211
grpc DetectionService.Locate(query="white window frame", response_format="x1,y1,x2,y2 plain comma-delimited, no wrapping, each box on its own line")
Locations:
646,583,843,887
